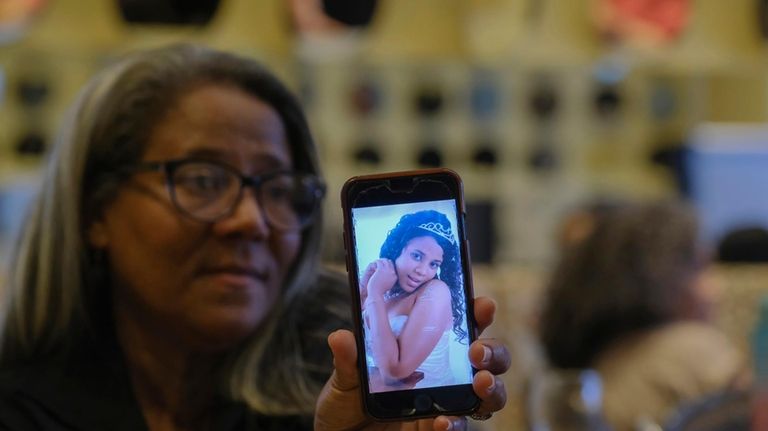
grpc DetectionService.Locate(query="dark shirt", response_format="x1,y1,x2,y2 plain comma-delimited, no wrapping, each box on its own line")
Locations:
0,357,310,430
0,270,351,430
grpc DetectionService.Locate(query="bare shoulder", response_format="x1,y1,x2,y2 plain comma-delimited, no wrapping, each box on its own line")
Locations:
416,279,451,301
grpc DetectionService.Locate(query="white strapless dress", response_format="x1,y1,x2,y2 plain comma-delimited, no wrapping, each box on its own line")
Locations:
365,314,455,389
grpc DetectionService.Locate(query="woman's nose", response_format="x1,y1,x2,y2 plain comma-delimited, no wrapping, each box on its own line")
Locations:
213,189,270,239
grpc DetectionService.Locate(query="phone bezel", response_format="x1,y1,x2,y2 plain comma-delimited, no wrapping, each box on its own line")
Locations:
340,168,480,420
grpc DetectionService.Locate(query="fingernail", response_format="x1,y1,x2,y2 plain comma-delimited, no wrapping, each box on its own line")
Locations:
444,421,453,431
482,346,492,363
486,378,496,395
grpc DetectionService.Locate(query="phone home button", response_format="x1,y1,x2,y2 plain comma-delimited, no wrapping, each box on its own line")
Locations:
414,394,433,413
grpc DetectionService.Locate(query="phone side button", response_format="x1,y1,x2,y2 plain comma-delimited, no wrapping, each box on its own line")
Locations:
414,394,432,413
464,239,472,263
342,232,349,272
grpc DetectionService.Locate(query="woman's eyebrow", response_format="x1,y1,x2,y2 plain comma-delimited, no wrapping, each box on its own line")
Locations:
183,147,230,159
181,148,290,169
251,154,290,171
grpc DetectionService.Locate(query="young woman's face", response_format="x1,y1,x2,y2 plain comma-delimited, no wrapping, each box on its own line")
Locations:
394,235,443,292
88,84,301,351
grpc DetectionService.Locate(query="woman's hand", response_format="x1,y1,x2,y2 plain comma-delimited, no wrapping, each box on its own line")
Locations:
360,261,378,305
365,259,398,299
315,296,510,431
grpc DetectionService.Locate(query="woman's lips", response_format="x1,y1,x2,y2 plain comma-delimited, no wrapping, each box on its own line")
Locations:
204,265,267,277
406,275,422,288
200,266,269,288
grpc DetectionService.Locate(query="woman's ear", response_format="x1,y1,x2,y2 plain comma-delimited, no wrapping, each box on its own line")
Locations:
87,221,109,249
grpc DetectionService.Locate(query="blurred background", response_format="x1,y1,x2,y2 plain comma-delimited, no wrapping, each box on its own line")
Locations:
2,0,768,429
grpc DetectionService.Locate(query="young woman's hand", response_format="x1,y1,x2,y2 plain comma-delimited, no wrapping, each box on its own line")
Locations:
360,261,378,305
365,259,398,299
315,296,510,431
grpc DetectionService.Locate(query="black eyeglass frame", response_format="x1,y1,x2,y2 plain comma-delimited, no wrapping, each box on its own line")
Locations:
130,158,326,230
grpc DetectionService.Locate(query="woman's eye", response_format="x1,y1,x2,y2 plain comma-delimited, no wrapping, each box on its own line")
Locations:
411,252,422,261
265,184,292,201
194,176,221,190
179,173,229,192
430,262,440,269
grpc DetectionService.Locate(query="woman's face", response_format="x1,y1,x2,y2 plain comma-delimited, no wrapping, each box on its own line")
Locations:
394,235,443,292
88,84,301,350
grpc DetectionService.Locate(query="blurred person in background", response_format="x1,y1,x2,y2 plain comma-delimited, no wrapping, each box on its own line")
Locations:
555,197,626,252
0,43,509,431
538,200,747,431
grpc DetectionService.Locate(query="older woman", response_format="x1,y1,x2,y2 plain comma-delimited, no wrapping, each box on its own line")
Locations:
0,44,508,430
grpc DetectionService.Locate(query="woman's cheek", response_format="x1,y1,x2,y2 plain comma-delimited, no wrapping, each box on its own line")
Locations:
273,232,301,279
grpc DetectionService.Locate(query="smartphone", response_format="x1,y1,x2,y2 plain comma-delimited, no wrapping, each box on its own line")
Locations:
340,168,480,420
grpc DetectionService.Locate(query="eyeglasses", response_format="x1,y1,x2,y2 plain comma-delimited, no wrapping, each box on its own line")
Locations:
132,158,325,231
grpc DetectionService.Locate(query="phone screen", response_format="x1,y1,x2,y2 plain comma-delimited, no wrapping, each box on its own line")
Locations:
352,199,473,393
342,169,479,419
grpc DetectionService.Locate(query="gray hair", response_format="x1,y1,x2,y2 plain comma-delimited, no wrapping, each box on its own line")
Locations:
1,44,332,415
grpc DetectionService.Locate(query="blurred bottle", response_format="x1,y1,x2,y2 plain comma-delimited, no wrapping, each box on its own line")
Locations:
752,295,768,431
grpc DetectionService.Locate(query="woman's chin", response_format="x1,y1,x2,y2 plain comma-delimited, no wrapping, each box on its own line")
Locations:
184,308,268,351
399,279,422,292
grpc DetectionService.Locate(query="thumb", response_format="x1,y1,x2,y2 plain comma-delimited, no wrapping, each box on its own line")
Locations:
327,329,359,391
315,329,370,431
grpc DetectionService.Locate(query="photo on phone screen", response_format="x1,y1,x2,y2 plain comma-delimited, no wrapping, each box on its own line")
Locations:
342,169,479,419
352,199,474,393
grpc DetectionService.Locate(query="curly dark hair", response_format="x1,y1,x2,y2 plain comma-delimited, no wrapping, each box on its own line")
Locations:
539,201,707,369
379,210,467,343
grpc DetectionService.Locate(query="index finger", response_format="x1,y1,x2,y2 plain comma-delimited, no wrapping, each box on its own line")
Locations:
473,296,496,335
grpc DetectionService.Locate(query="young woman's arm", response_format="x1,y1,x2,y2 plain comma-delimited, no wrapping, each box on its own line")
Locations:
316,296,511,431
367,278,451,381
361,258,397,340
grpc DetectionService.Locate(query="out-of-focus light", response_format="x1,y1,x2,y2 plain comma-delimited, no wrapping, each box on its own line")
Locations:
649,81,677,120
0,0,46,45
592,0,691,47
470,72,500,121
593,53,630,85
0,179,40,259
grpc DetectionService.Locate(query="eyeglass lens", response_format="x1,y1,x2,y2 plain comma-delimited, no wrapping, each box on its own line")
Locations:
169,161,320,229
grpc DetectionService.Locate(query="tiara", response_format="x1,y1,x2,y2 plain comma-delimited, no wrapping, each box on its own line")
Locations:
418,222,455,245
